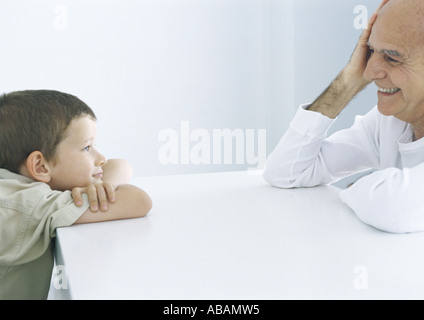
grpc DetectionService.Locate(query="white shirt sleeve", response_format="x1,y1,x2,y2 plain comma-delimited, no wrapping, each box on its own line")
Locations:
339,165,424,233
264,105,424,233
263,105,380,188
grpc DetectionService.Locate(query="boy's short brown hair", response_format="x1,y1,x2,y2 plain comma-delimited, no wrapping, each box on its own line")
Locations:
0,90,96,174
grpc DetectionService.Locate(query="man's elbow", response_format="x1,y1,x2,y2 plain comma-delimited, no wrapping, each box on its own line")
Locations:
351,202,424,234
263,163,297,189
263,167,282,187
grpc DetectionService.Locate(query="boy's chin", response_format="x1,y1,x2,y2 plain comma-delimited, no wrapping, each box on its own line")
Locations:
92,177,103,185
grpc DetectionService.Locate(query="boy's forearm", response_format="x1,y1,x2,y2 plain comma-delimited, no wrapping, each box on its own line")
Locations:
102,158,134,187
74,184,152,224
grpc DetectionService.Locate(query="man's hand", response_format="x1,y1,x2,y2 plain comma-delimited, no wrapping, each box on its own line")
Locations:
308,0,390,119
72,182,116,212
343,0,391,89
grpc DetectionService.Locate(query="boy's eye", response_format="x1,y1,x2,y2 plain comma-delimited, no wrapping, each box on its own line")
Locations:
83,146,91,152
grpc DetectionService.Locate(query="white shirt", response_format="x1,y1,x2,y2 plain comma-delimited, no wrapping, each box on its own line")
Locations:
263,105,424,233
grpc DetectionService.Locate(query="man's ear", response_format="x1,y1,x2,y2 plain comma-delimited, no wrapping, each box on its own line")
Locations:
25,151,52,183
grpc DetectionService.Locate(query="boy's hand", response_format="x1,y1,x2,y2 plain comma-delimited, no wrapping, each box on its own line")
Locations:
72,182,116,212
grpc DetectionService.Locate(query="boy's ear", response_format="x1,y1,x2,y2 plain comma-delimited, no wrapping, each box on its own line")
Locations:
25,151,52,183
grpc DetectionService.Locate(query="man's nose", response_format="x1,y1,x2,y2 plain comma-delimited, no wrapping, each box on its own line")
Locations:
363,54,386,82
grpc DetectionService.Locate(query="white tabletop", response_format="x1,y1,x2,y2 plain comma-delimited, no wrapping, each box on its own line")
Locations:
52,171,424,300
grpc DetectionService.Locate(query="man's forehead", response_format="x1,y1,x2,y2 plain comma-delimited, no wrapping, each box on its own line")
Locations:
369,18,409,58
373,1,424,55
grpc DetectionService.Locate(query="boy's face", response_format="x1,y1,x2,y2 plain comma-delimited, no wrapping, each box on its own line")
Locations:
47,116,106,191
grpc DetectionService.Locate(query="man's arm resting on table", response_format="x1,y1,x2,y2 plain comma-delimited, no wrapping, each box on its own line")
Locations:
340,165,424,233
73,184,152,224
263,69,369,187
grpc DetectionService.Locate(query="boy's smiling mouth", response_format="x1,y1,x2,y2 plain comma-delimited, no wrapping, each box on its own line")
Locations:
92,172,103,179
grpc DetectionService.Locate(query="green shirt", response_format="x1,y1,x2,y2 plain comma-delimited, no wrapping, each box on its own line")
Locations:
0,169,89,299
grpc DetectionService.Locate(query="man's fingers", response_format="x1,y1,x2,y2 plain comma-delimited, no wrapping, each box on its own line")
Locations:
376,0,390,13
367,13,378,31
365,0,390,32
362,0,390,40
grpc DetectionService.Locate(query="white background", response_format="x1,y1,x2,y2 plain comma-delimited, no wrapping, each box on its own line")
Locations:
0,0,381,179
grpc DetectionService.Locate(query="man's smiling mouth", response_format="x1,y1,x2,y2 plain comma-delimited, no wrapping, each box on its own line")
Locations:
378,87,401,94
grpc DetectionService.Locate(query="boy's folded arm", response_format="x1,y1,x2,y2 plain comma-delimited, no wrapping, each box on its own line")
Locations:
73,184,152,224
101,158,134,187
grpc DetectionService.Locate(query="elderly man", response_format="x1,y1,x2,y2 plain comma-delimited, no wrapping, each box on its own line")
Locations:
263,0,424,233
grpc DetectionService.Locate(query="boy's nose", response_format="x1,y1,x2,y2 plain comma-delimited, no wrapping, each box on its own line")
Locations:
95,153,107,167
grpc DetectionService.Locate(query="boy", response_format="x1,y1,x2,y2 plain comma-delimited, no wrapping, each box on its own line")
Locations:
0,90,152,299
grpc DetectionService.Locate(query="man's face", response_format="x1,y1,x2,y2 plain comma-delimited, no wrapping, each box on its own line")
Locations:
47,116,106,191
364,8,424,127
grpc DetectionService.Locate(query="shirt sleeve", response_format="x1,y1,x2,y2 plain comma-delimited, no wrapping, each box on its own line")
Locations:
34,188,90,237
263,105,380,188
339,164,424,233
12,185,89,266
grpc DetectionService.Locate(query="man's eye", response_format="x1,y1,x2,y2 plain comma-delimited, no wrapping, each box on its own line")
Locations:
387,56,399,63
